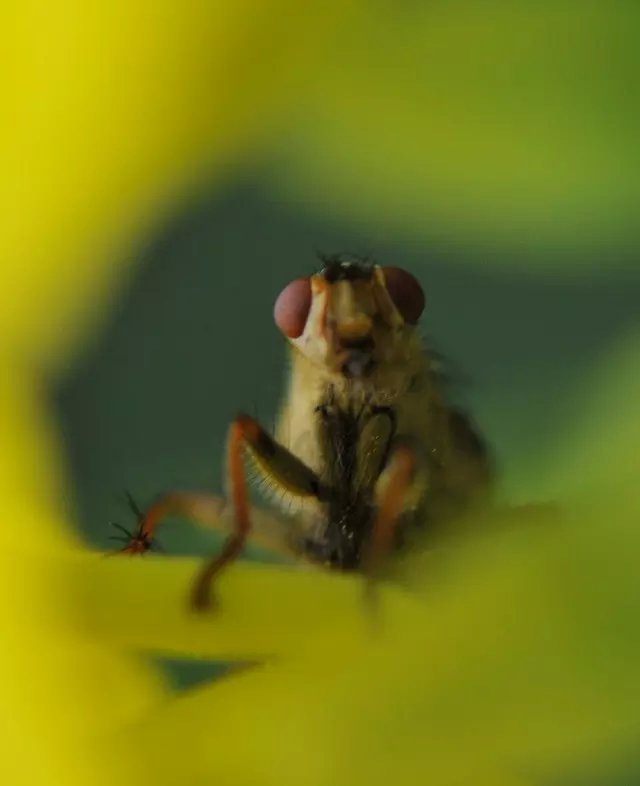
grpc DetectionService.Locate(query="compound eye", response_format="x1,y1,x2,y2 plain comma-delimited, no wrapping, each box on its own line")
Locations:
381,266,425,324
274,277,312,338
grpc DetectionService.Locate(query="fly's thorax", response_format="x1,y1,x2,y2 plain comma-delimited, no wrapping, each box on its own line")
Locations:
275,337,437,479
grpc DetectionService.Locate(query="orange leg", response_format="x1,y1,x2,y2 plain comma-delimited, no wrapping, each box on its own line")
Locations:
190,416,254,610
364,444,416,595
114,412,320,610
112,492,225,554
191,415,322,610
189,413,323,611
191,415,323,610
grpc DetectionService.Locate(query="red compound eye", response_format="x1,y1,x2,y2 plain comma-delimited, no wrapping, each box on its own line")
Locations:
274,277,312,338
382,267,425,324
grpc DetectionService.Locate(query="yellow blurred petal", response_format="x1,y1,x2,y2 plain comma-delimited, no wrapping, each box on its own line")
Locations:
0,367,67,534
75,495,640,781
75,552,412,659
126,659,536,786
0,530,168,785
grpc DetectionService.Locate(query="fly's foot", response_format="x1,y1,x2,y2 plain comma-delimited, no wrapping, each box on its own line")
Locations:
107,492,163,555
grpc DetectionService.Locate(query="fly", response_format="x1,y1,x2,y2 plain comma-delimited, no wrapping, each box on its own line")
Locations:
114,255,492,609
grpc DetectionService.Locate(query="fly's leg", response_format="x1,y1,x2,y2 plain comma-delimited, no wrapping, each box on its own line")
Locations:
112,492,225,554
362,440,426,617
190,418,251,610
191,413,323,611
364,442,418,581
111,490,307,561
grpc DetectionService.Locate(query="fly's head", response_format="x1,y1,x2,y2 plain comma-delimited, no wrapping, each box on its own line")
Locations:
273,255,426,389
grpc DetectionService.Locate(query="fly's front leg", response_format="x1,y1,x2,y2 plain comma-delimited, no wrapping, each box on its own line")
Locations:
191,413,323,611
112,492,225,554
364,441,421,581
361,439,428,619
112,490,305,560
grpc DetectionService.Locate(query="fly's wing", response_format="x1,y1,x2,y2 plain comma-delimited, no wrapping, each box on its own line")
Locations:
314,403,396,502
445,407,493,501
411,404,493,535
304,402,398,568
355,408,397,495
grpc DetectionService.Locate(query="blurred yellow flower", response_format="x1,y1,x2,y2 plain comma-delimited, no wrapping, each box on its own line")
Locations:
2,1,640,785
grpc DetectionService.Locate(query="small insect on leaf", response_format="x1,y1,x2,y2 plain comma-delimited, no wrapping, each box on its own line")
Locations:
109,255,493,612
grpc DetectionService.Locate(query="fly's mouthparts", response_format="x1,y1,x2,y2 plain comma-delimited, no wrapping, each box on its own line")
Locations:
341,350,375,378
